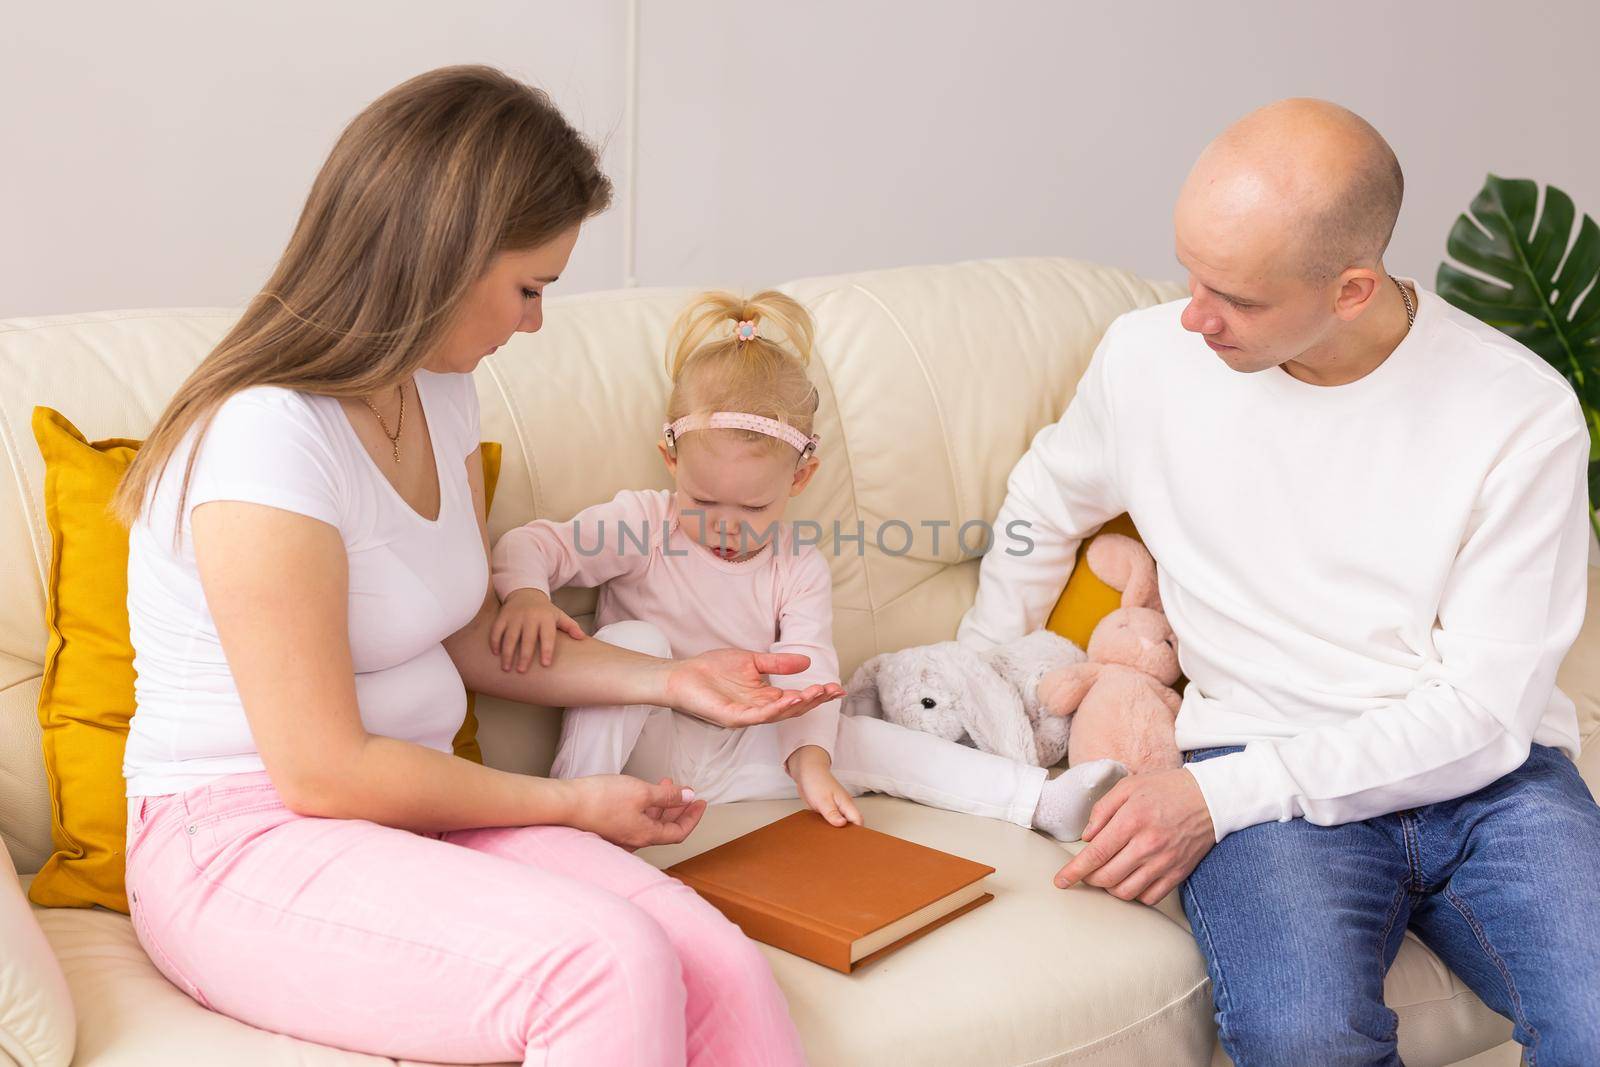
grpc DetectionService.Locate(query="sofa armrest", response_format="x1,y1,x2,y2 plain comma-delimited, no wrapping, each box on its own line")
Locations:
0,837,74,1067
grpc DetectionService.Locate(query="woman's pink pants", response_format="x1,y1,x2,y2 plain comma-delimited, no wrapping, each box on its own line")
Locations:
124,770,806,1065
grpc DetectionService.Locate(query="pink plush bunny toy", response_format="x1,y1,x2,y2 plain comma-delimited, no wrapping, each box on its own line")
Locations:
1037,533,1184,775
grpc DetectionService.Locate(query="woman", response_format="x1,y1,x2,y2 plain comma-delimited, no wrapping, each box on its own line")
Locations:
112,65,835,1066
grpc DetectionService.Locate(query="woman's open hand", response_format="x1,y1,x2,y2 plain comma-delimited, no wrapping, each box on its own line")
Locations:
664,648,845,729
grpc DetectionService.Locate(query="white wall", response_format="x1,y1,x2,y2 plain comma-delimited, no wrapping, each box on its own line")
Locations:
0,1,626,315
5,1,1598,318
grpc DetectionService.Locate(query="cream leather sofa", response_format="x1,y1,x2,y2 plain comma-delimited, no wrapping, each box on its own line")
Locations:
3,257,1594,1067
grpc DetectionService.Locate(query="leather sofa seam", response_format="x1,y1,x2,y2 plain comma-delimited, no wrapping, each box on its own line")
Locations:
478,358,542,517
1021,976,1212,1065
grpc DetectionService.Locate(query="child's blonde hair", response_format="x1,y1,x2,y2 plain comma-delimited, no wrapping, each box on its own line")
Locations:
664,290,819,455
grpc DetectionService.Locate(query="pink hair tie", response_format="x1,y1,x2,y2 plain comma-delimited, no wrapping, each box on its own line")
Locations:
734,320,758,342
663,411,819,462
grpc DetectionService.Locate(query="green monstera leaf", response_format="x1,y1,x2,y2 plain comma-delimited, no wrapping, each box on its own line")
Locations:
1437,174,1600,538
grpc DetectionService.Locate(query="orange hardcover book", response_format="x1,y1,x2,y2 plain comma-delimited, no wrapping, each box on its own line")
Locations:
664,811,996,974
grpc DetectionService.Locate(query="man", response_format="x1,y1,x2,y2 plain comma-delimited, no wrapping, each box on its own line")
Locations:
958,98,1598,1065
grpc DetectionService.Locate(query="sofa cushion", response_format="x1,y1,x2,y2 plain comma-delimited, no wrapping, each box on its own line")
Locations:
1,836,74,1067
644,797,1216,1065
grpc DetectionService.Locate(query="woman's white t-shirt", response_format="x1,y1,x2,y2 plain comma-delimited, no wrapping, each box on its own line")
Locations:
122,369,487,799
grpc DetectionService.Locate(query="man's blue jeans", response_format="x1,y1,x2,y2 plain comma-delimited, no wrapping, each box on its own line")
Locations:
1180,744,1600,1066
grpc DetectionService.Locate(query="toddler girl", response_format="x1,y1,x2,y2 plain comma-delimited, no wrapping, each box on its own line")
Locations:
489,291,1123,838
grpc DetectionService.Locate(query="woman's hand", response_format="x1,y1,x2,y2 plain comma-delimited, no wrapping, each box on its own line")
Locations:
563,775,707,850
786,746,862,828
665,648,846,729
489,587,587,671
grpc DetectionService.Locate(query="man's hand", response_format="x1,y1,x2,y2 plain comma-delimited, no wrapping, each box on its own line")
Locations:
1053,767,1215,904
785,745,862,828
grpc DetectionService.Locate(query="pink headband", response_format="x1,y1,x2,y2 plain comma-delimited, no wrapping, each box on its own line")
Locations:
662,412,819,461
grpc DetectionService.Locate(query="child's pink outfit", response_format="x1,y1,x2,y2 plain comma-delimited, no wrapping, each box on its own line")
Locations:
492,489,1049,826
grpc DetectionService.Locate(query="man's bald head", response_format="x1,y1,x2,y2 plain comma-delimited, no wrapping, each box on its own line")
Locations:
1181,99,1404,282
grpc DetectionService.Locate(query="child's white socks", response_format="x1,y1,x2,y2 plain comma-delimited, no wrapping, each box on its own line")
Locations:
1032,759,1128,842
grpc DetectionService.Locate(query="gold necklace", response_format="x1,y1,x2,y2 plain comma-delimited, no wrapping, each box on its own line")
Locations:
361,385,405,463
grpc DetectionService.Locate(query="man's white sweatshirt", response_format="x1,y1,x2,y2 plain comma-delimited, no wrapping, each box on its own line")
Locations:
958,285,1591,840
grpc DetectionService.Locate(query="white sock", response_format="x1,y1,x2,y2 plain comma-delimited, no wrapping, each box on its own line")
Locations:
1031,759,1128,842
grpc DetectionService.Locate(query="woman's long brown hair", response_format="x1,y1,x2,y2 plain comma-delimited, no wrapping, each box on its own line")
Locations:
113,64,611,529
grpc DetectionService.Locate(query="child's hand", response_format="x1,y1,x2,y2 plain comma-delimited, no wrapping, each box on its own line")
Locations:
785,746,862,828
490,588,587,671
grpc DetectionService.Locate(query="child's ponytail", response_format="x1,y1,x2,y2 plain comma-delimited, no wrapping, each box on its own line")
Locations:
665,290,814,381
664,290,821,448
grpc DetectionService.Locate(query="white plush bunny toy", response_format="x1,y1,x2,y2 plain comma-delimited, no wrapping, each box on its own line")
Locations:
841,629,1087,767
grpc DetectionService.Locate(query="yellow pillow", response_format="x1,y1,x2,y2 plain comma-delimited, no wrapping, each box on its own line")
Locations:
452,440,503,765
27,407,501,912
1043,512,1147,650
29,411,141,912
